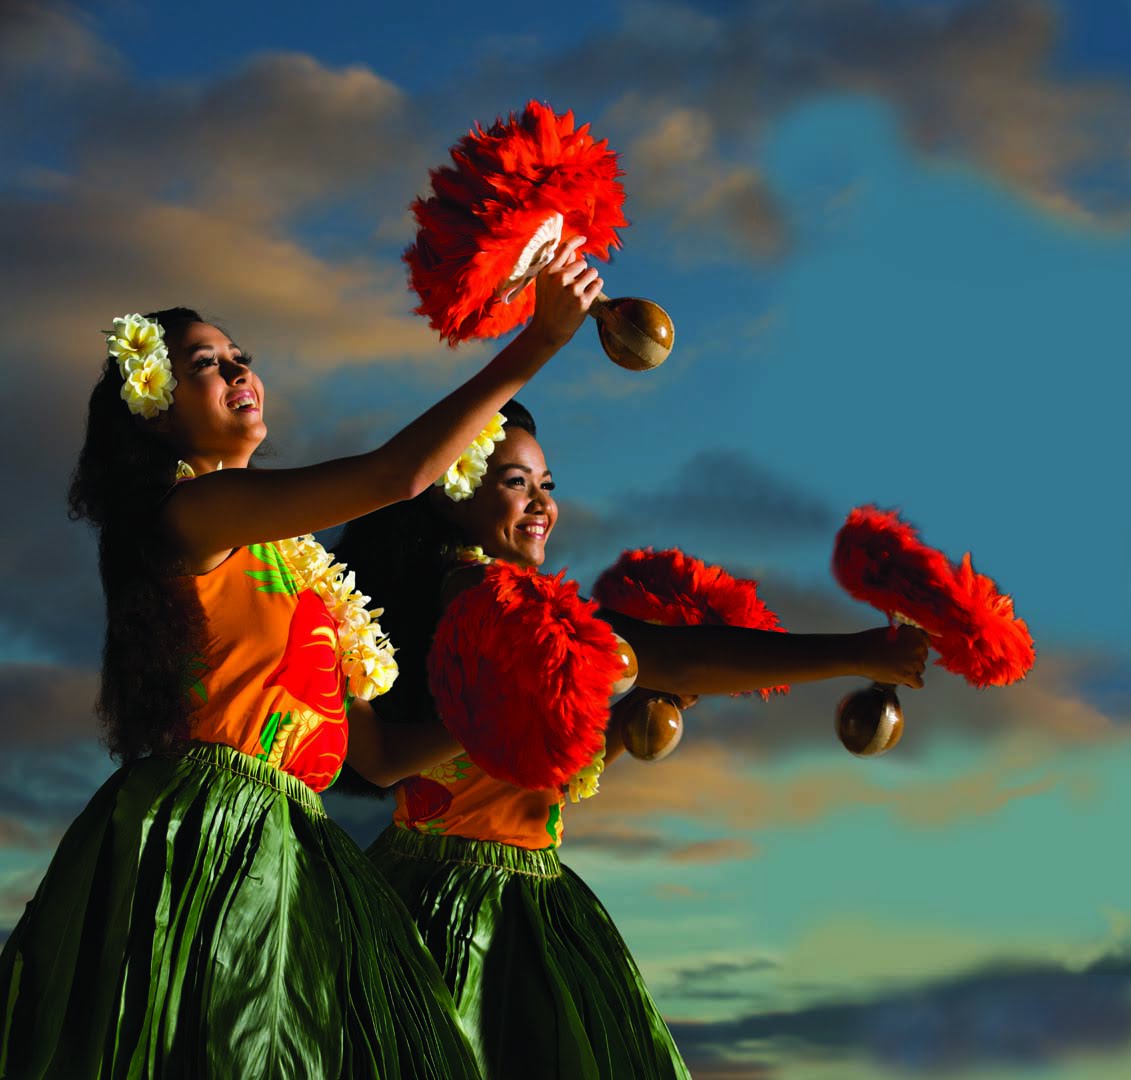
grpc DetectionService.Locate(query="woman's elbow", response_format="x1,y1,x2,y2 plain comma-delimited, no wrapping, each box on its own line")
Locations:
354,758,405,789
366,457,430,506
401,471,434,502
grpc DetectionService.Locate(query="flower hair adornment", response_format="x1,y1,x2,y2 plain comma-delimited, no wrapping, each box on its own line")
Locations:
106,313,177,419
435,414,507,501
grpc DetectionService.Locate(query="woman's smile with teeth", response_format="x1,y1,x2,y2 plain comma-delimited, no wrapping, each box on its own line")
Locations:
517,521,546,538
227,392,257,411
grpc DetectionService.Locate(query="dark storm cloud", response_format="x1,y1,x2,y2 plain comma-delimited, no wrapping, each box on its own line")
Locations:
628,449,835,539
0,741,111,824
546,449,835,572
667,957,782,1003
670,951,1131,1073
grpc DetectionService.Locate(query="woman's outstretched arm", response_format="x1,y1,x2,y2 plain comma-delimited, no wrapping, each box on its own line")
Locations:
598,612,929,696
164,240,602,562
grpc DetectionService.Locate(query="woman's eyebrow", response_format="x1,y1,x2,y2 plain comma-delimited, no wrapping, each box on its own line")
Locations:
495,463,553,477
188,341,238,355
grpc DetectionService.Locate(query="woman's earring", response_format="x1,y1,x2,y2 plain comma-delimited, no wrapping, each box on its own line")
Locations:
175,460,196,480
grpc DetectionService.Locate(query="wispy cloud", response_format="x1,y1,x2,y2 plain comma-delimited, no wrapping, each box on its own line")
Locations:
579,718,1121,838
530,0,1131,246
0,1,117,91
565,816,759,864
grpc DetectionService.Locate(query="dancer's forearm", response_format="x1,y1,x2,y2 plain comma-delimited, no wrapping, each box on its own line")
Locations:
347,701,464,788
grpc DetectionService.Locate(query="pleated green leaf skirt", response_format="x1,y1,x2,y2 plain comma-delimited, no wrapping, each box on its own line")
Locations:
369,826,691,1080
0,743,479,1079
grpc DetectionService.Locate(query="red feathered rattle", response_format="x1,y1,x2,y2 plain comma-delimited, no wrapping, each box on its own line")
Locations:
831,505,1035,756
592,548,789,761
427,561,633,790
406,100,674,371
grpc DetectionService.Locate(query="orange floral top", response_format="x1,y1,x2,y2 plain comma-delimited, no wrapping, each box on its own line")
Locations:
393,756,565,850
179,543,348,793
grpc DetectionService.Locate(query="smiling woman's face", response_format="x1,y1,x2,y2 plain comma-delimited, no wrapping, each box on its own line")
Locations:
160,321,266,469
449,426,558,568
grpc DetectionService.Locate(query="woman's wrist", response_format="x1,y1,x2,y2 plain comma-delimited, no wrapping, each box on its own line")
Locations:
840,631,870,679
514,320,574,356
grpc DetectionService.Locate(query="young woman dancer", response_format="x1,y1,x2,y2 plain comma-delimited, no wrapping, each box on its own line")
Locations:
336,402,928,1079
0,239,601,1078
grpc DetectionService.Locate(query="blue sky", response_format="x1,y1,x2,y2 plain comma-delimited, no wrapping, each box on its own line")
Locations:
2,1,1130,1076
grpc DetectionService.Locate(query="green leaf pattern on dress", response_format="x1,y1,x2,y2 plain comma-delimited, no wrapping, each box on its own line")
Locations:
544,802,562,847
182,653,210,704
258,711,294,760
245,543,299,595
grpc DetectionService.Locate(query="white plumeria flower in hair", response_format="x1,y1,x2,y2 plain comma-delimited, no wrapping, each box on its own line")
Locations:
106,312,178,417
436,413,507,501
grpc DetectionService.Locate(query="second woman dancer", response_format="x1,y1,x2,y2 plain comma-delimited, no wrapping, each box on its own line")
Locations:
337,401,928,1079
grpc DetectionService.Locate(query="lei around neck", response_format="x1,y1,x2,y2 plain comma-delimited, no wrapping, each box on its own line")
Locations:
277,535,398,701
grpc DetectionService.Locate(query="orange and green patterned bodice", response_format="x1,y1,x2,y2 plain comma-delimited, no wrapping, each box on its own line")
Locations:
179,543,348,793
393,756,565,850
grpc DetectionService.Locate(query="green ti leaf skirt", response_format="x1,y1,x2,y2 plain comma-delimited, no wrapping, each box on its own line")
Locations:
0,742,478,1079
369,825,692,1080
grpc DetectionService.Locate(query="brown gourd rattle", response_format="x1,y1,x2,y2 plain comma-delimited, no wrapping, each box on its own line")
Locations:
606,635,683,761
617,693,685,761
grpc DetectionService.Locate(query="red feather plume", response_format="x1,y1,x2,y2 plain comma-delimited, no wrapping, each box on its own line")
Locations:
406,100,627,344
832,506,1034,688
831,507,965,637
591,547,789,700
932,553,1036,688
427,561,624,790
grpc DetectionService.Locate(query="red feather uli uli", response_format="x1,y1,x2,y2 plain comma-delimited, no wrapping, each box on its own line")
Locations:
832,506,1034,687
592,547,789,700
406,100,627,345
428,562,624,790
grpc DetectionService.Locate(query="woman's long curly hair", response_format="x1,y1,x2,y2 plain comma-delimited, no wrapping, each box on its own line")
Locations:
333,401,536,791
69,307,208,761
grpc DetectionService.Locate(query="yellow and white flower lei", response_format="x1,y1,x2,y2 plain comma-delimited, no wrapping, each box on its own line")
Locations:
435,413,507,501
452,544,492,566
277,534,398,701
106,313,177,419
566,736,605,803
